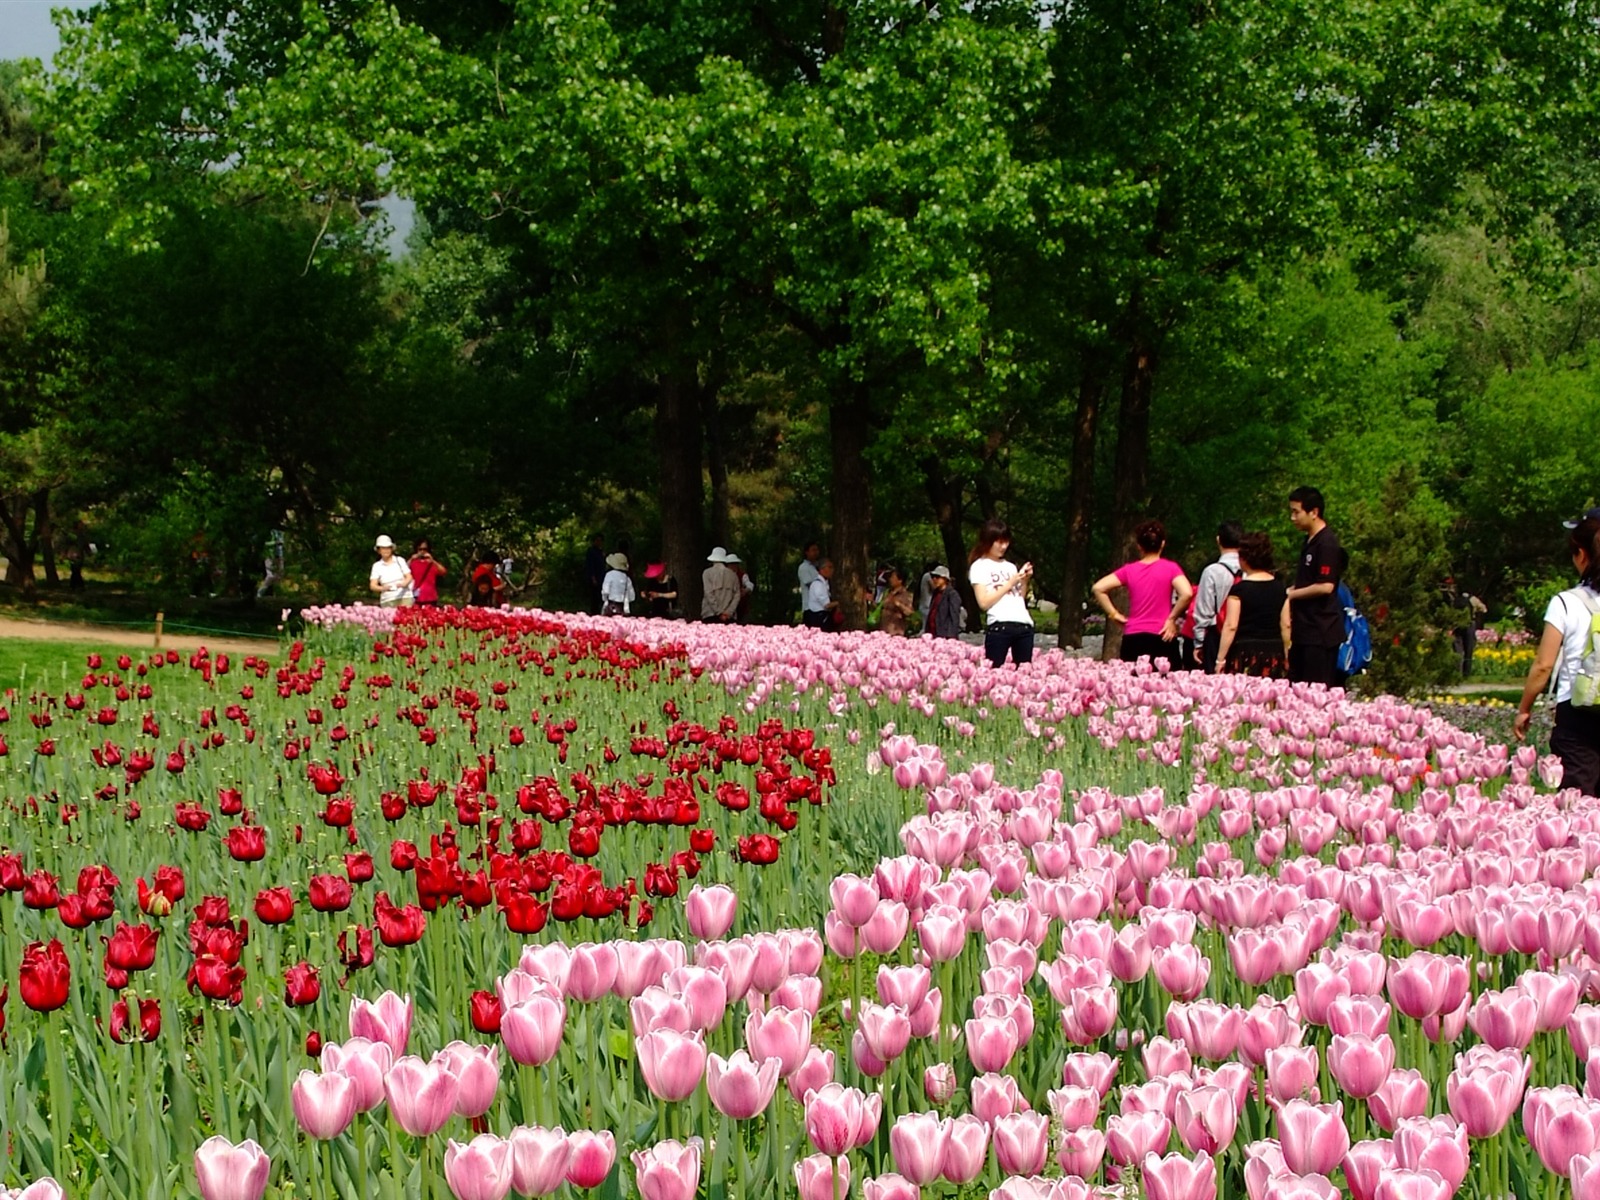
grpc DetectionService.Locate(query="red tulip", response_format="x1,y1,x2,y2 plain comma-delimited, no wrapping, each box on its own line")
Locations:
104,922,159,971
110,997,161,1043
19,940,71,1011
345,852,375,883
470,989,503,1034
284,962,321,1007
253,888,295,925
374,893,426,947
308,875,353,913
190,955,245,1005
225,826,266,862
22,870,60,910
338,925,375,971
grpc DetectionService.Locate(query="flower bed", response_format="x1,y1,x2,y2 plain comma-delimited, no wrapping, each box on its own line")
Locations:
0,604,1592,1200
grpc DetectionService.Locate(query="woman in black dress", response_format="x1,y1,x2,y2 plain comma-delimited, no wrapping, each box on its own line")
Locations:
1213,532,1291,677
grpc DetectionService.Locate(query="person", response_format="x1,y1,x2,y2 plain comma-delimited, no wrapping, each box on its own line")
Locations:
1284,486,1344,686
66,519,91,592
1192,521,1244,672
803,559,842,630
968,519,1035,667
1212,532,1291,677
1093,520,1193,666
369,535,414,607
584,534,607,614
796,541,822,617
409,539,447,607
702,547,742,622
256,530,285,599
640,562,679,618
927,566,962,638
877,567,915,636
1442,577,1487,677
599,552,636,615
917,562,938,621
725,552,756,622
1514,511,1600,795
469,551,506,607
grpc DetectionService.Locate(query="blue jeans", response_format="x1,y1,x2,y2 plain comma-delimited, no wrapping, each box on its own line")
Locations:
984,622,1034,667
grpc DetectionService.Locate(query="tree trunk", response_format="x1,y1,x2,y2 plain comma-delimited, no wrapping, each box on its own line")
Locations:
830,389,873,629
37,490,59,587
704,388,731,551
1059,357,1106,648
0,493,38,599
656,373,705,619
1102,335,1159,661
920,458,980,633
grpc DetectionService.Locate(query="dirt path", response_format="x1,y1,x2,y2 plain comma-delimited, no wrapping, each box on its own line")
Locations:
0,616,278,659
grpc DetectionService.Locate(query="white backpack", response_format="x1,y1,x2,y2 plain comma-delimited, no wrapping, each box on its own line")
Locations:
1570,589,1600,708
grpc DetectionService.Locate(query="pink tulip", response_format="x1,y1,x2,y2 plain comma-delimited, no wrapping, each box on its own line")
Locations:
804,1084,881,1157
437,1042,500,1119
1239,998,1301,1067
858,1002,913,1062
771,974,823,1015
971,1072,1026,1124
924,1063,957,1104
917,905,968,962
1342,1138,1398,1200
1175,1086,1237,1155
1143,1037,1193,1079
1522,970,1580,1032
565,1131,617,1189
1063,1052,1118,1097
1153,945,1210,1000
501,994,567,1067
1142,1150,1217,1200
889,1112,946,1185
663,966,728,1030
1466,987,1538,1050
508,1126,571,1197
860,901,911,955
794,1154,850,1200
1182,1000,1241,1061
631,988,695,1036
907,989,943,1039
1244,1140,1290,1200
787,1046,836,1103
965,1015,1020,1073
1276,1100,1350,1176
876,964,932,1012
565,944,619,1003
6,1182,65,1200
746,1006,813,1076
825,912,860,958
1392,1115,1468,1194
686,885,739,940
637,1029,707,1102
831,875,880,927
1327,995,1390,1039
349,991,413,1059
1372,1169,1451,1200
941,1114,988,1184
1107,1110,1172,1166
1387,953,1467,1021
850,1026,887,1075
861,1174,919,1200
1526,1087,1599,1175
1570,1005,1600,1059
631,1140,702,1200
1045,1085,1100,1131
319,1038,393,1112
992,1111,1051,1175
1109,923,1153,982
1266,1046,1319,1104
1054,1126,1107,1180
706,1051,780,1120
1573,1152,1600,1200
1328,1034,1395,1099
1446,1061,1524,1138
444,1135,514,1200
291,1069,357,1140
194,1137,271,1200
1368,1070,1429,1133
385,1055,460,1137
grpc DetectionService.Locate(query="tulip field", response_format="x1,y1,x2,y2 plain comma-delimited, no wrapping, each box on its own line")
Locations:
3,605,1599,1200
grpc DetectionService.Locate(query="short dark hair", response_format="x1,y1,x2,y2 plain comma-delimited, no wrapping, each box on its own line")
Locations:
1134,520,1165,553
1217,521,1244,549
1238,531,1275,573
1571,516,1600,590
1289,486,1326,518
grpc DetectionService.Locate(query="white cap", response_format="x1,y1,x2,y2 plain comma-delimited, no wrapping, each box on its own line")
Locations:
724,553,741,564
375,535,394,549
931,565,951,579
707,547,728,563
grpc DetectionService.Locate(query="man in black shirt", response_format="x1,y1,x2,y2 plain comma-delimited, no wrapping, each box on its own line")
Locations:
1285,486,1343,686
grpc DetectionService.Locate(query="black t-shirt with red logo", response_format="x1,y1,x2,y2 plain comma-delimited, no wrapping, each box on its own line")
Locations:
1292,526,1343,647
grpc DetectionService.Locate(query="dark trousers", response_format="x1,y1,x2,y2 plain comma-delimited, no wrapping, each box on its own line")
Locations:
984,622,1034,667
1121,632,1179,665
1289,643,1339,687
1551,701,1600,796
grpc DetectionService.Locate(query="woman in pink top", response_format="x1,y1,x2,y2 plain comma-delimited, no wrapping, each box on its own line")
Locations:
1092,520,1194,666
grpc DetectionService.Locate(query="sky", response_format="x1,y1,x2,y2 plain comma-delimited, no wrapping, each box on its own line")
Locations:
0,0,416,255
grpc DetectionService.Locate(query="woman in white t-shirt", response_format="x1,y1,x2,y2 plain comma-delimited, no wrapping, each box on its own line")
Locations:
369,535,414,607
600,552,637,616
1515,511,1600,795
968,518,1034,667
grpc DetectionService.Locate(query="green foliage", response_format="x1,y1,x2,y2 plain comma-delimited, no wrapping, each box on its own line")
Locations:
1345,465,1463,697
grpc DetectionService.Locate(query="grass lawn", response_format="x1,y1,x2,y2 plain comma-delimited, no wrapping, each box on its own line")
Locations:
0,577,285,638
0,637,144,695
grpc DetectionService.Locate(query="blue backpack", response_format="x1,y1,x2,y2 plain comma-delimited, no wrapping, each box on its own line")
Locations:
1336,582,1372,675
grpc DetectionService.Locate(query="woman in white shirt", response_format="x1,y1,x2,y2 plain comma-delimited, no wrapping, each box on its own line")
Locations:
1515,510,1600,794
600,552,637,616
369,535,413,607
968,518,1034,667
